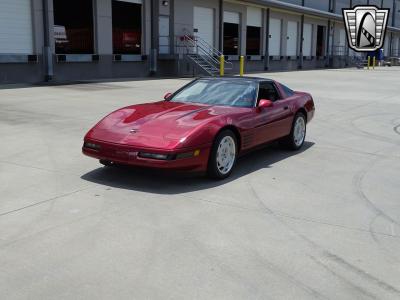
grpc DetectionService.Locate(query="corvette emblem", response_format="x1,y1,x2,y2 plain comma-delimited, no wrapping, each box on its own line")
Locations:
342,5,389,52
130,128,139,134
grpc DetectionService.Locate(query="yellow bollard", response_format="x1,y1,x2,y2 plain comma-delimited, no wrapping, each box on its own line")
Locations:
220,55,225,76
367,56,370,70
239,56,244,76
373,56,376,69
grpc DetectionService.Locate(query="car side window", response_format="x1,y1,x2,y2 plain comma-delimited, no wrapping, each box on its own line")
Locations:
257,82,281,102
281,84,294,97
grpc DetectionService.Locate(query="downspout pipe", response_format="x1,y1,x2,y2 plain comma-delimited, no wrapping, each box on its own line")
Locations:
149,0,158,75
299,14,304,69
326,20,331,67
42,0,53,81
219,0,224,52
264,8,270,70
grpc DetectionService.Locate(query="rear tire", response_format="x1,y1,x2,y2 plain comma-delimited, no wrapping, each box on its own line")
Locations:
207,130,238,180
280,112,307,151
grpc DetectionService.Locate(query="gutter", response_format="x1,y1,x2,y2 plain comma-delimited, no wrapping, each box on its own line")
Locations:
231,0,400,33
238,0,342,20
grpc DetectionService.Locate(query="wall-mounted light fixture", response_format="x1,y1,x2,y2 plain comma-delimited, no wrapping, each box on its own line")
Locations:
162,0,169,6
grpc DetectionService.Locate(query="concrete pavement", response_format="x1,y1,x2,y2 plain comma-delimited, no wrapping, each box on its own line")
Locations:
1,68,400,299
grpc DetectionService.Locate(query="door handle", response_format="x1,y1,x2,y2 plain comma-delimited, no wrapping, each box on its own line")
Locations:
284,106,289,110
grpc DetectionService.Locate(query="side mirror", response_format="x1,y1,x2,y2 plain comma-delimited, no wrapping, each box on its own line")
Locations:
164,92,172,100
258,99,274,109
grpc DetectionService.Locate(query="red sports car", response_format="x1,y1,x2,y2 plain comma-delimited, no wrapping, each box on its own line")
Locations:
83,77,315,179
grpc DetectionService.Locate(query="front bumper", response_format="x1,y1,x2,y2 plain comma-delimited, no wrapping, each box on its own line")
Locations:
82,139,211,172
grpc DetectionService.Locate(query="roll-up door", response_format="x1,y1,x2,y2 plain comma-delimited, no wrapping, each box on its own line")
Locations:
224,11,240,55
246,7,262,55
269,18,281,56
247,7,262,27
287,21,298,56
0,0,33,54
194,7,214,47
303,23,312,56
224,11,240,24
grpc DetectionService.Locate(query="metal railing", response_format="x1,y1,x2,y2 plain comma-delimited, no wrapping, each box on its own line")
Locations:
332,45,347,56
175,30,233,75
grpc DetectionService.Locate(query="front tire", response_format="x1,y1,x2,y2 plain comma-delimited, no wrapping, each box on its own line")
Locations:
281,112,307,150
207,130,238,179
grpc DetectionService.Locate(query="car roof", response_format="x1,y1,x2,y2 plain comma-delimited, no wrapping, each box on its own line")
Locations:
197,76,274,83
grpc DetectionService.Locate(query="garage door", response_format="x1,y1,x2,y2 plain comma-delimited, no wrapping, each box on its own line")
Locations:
247,7,262,27
287,21,298,56
269,18,281,56
224,11,240,24
0,0,33,54
193,7,214,47
303,23,312,56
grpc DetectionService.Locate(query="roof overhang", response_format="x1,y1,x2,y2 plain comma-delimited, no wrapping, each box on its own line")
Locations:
228,0,400,33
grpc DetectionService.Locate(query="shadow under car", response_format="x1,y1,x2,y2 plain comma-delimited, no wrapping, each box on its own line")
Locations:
80,141,315,195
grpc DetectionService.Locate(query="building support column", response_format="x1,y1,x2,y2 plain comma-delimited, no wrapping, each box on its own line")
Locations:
299,14,304,69
219,0,224,52
389,32,393,56
264,8,270,70
149,0,159,75
390,0,396,56
42,0,53,81
326,19,331,67
169,0,175,55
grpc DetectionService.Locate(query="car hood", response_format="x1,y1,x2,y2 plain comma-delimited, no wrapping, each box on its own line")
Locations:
86,101,232,149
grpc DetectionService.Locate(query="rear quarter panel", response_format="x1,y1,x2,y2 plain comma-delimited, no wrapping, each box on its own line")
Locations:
275,82,315,122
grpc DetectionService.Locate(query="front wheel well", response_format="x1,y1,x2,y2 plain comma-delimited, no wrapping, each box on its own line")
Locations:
296,108,308,122
215,125,242,153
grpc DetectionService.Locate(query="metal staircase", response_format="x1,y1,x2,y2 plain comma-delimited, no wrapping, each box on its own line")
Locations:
177,32,233,76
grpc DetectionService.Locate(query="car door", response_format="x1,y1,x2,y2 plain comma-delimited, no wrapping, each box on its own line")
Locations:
252,82,294,145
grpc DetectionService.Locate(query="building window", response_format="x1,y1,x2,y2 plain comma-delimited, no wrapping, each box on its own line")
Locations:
53,0,94,54
112,0,142,54
304,0,329,12
334,0,349,14
382,0,394,25
246,26,261,55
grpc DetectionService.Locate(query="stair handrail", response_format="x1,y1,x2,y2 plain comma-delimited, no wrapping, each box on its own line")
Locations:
180,29,233,70
183,35,221,69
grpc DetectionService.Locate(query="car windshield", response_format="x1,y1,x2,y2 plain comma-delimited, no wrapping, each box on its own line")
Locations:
170,79,257,108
